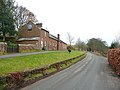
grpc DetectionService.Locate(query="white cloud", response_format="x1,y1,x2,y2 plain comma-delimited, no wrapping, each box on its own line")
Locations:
16,0,120,45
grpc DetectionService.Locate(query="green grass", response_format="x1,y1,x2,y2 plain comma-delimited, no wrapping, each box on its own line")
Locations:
24,73,43,81
24,54,86,81
0,85,4,90
0,51,85,75
20,49,43,53
0,52,7,55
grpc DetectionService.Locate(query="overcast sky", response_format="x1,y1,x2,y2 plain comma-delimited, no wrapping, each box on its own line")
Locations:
16,0,120,46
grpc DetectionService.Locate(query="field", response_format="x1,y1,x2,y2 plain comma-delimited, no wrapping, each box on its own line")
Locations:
0,51,85,75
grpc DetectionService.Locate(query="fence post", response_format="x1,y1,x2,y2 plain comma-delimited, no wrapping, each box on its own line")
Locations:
17,44,19,53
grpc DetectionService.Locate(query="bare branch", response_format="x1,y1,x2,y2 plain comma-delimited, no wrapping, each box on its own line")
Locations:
67,32,74,45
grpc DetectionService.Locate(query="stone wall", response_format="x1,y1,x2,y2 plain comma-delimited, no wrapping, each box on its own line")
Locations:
18,44,39,52
0,42,7,53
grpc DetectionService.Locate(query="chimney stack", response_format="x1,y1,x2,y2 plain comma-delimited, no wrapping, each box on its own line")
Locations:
57,34,60,50
36,23,42,28
57,34,60,40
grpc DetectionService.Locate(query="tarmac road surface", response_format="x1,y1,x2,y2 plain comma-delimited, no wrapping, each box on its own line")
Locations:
21,53,120,90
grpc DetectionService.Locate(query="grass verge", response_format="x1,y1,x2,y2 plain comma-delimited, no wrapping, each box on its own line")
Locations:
23,53,86,82
0,51,86,90
0,51,85,75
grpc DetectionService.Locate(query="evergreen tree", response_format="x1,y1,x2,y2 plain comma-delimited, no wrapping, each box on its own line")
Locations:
0,0,16,41
110,42,119,49
87,38,108,53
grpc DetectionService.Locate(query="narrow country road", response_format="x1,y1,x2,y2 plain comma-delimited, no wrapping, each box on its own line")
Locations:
21,53,120,90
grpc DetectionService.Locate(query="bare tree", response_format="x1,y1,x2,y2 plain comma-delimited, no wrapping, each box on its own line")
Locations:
14,5,38,30
14,5,29,30
75,38,81,51
67,32,74,45
110,33,120,48
76,38,86,51
115,33,120,47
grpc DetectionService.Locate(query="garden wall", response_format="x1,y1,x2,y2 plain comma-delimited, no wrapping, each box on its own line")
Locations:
0,42,7,53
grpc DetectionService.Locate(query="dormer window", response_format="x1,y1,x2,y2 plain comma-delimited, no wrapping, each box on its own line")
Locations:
27,23,32,30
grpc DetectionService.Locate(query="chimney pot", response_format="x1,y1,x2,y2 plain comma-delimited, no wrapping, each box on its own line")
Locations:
57,34,60,40
36,23,42,28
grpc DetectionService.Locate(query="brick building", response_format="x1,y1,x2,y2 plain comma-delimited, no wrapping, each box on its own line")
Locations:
17,21,67,51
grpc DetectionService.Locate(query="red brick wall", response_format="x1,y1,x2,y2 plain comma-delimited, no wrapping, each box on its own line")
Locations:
40,29,49,49
19,22,41,38
59,42,67,50
48,38,67,51
48,38,57,50
18,22,67,51
19,45,38,51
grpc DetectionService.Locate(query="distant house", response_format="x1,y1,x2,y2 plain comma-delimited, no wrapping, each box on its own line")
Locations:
17,21,67,51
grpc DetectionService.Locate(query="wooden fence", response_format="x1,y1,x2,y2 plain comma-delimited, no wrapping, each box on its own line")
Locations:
7,46,19,53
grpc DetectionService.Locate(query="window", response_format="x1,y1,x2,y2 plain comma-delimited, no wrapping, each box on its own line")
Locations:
49,42,51,46
27,23,32,30
41,41,43,48
44,41,47,46
53,43,56,47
